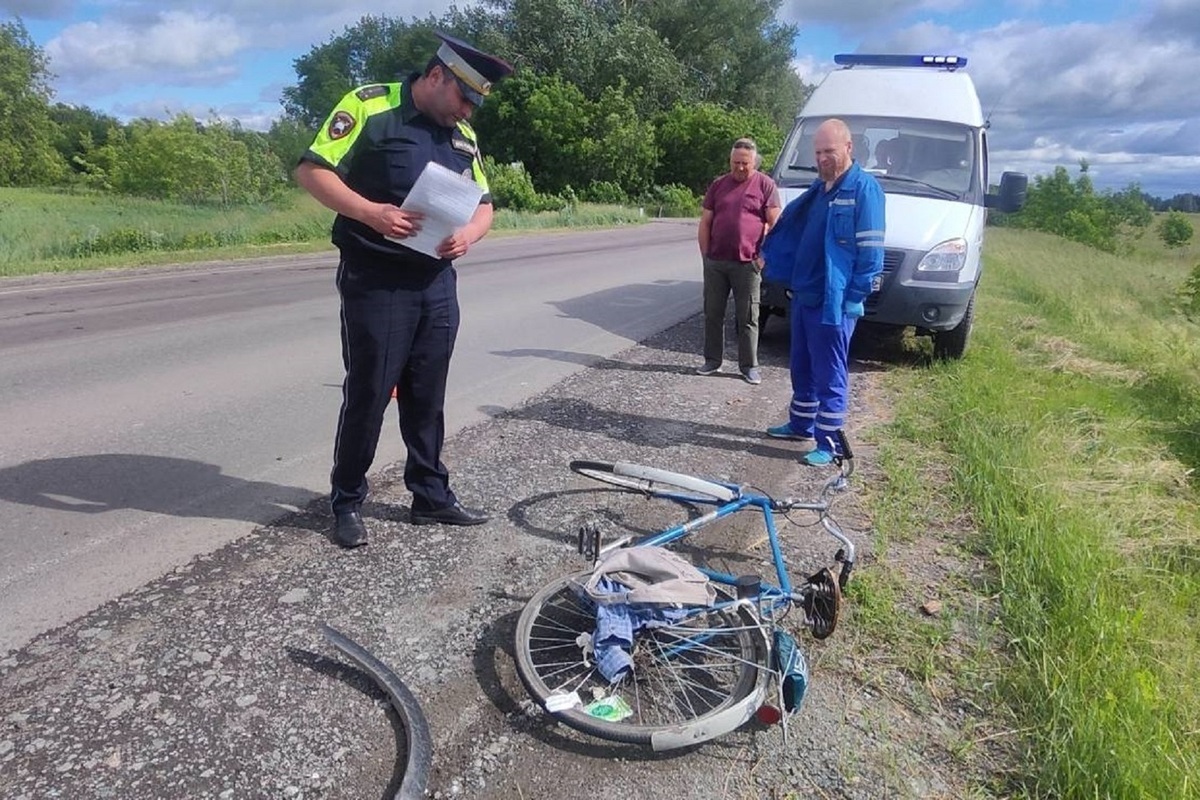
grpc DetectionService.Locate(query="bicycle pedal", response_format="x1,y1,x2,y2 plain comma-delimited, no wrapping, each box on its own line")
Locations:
577,522,602,563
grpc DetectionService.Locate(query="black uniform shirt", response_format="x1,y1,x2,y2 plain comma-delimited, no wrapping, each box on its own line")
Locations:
300,75,491,267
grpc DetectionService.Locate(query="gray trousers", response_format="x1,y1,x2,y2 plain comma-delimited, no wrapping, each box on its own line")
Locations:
702,256,761,370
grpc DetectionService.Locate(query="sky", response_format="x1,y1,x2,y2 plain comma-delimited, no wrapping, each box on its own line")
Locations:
5,0,1199,199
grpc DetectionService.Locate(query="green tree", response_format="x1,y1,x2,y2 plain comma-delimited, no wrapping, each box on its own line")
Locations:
655,101,782,194
618,0,808,128
1158,211,1194,249
1006,166,1153,253
267,117,317,180
282,16,449,128
48,103,122,176
108,115,285,204
478,0,687,115
474,71,655,196
0,19,67,185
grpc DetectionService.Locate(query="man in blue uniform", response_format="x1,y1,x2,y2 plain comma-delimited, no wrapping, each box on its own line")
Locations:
296,33,513,548
761,119,885,466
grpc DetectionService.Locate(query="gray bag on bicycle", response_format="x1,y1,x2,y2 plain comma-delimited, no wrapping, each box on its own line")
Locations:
581,546,716,607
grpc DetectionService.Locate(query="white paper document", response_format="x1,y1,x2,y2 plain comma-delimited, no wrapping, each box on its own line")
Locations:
388,161,483,258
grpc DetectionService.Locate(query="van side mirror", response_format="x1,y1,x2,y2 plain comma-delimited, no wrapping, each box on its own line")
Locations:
986,171,1028,213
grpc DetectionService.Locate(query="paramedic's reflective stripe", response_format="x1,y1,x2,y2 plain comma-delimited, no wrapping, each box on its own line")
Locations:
857,229,885,248
816,413,844,433
790,398,818,422
832,198,856,206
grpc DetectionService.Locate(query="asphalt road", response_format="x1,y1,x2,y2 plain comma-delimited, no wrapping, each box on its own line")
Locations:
0,221,701,655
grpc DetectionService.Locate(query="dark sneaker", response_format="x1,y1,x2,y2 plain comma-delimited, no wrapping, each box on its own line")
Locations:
741,367,762,385
766,423,814,441
696,361,722,376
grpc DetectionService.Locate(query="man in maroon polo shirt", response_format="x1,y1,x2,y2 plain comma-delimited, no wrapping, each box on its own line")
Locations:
696,137,782,385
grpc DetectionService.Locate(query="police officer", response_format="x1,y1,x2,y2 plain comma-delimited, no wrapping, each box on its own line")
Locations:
295,33,513,548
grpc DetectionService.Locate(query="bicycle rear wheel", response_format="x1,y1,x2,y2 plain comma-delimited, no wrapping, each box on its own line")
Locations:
514,570,767,750
569,460,737,504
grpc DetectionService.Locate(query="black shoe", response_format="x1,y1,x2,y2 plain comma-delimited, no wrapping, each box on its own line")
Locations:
410,501,489,526
332,511,369,548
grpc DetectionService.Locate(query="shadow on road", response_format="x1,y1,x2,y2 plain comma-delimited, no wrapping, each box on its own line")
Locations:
0,453,322,523
548,279,702,351
494,398,803,460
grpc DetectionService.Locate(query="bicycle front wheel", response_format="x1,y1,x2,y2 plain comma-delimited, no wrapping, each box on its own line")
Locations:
569,460,737,504
514,570,767,750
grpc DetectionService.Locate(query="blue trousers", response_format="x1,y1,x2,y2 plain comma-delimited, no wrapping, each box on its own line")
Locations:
331,257,460,514
787,302,857,454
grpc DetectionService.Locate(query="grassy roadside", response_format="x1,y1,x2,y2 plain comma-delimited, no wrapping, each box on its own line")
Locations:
856,225,1199,797
0,186,649,277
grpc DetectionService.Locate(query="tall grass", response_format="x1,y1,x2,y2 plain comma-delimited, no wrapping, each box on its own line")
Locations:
0,187,648,277
878,225,1199,798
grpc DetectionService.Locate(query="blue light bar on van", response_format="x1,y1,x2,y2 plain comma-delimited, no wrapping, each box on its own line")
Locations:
834,54,968,69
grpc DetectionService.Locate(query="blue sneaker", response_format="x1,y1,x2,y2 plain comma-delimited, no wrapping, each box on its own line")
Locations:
696,360,722,376
802,449,835,467
741,367,762,385
766,423,813,441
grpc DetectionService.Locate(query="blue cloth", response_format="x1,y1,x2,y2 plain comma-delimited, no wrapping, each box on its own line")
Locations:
790,179,837,307
762,161,886,326
788,303,856,452
590,577,690,684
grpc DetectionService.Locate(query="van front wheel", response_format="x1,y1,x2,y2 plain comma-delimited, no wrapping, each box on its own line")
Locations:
933,293,975,360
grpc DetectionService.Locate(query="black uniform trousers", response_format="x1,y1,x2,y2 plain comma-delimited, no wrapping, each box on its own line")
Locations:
330,252,460,515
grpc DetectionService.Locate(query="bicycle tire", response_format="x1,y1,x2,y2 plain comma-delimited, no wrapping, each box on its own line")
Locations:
569,460,737,504
514,570,766,749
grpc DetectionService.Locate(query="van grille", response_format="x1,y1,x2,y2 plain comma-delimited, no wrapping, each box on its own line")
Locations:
865,249,906,310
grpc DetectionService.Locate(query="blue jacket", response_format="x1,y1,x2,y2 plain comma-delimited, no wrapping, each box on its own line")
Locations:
762,162,886,325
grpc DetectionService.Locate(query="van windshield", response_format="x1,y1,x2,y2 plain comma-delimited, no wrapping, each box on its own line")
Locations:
775,116,978,200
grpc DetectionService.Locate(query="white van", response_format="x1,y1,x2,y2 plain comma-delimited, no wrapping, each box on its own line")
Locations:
763,54,1027,358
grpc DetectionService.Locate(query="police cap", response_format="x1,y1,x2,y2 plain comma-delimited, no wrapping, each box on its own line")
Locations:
434,32,513,107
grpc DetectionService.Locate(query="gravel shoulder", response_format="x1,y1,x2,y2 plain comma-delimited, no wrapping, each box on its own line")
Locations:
0,313,1003,799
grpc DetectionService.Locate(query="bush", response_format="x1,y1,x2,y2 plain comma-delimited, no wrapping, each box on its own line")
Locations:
642,183,699,217
581,181,627,205
1180,264,1200,319
1159,211,1194,249
71,226,164,256
484,157,566,212
1006,165,1152,253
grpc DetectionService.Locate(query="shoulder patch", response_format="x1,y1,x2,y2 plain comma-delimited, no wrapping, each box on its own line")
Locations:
355,84,388,101
451,136,477,156
328,111,356,140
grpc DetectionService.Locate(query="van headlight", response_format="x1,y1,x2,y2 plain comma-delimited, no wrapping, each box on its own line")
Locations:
916,238,968,273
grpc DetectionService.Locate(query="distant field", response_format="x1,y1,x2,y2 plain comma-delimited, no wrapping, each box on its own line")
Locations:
0,187,648,277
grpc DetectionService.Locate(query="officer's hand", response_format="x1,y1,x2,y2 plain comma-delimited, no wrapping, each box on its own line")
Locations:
371,205,423,240
436,231,470,260
843,300,865,318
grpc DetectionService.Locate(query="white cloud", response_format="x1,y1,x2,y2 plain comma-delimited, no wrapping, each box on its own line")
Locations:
849,13,1200,194
778,0,967,28
45,11,248,89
